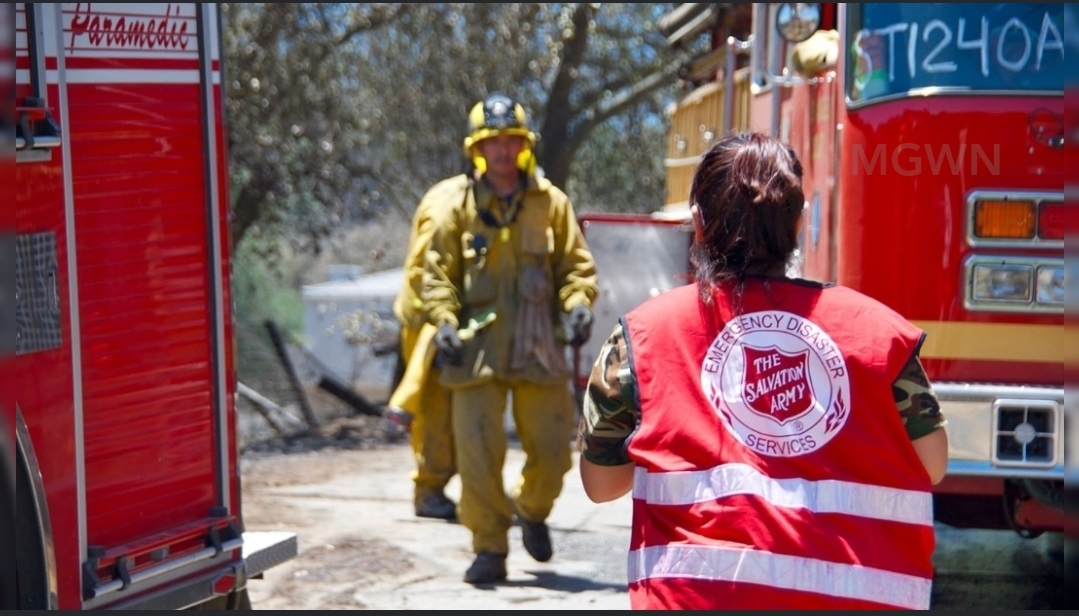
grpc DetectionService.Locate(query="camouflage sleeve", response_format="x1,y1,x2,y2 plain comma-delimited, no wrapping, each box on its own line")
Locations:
893,354,948,440
576,323,638,466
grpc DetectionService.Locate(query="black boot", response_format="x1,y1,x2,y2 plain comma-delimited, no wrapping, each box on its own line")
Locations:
464,552,507,584
514,506,552,562
414,492,457,520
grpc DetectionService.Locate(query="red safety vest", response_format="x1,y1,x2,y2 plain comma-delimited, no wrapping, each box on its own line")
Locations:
621,279,935,610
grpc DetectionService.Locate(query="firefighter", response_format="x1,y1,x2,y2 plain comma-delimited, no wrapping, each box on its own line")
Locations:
422,93,599,584
577,132,949,609
386,193,460,520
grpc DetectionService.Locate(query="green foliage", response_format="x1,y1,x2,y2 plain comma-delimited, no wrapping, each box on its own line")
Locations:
566,102,670,214
231,238,305,398
233,239,305,339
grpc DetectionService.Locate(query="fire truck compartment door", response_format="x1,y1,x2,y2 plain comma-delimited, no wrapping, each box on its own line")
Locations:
59,0,235,595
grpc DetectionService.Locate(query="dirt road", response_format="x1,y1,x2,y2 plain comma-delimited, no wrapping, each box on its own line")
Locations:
239,417,633,610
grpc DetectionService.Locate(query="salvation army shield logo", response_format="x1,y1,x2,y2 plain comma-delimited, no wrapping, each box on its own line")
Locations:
701,310,851,458
741,345,813,424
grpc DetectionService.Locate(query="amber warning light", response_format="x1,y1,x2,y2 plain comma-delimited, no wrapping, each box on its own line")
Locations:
973,200,1035,239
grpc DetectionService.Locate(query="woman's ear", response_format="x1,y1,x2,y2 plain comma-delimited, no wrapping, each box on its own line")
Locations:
691,204,705,243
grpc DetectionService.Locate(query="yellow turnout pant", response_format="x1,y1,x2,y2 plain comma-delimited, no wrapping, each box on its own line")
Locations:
389,322,456,503
452,379,575,555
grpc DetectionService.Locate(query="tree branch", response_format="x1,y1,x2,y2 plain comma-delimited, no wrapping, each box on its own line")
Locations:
587,57,685,128
336,4,414,47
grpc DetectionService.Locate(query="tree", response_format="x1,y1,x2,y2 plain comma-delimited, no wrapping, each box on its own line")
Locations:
535,4,686,191
566,104,670,213
222,3,414,257
222,3,702,258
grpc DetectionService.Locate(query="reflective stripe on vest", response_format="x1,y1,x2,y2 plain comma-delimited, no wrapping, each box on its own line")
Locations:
628,543,932,610
632,463,933,526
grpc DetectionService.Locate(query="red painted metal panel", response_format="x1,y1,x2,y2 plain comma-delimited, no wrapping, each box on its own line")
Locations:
67,80,219,551
840,97,1063,313
838,96,1063,384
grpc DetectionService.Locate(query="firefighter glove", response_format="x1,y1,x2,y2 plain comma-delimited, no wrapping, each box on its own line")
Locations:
434,323,464,366
567,305,593,347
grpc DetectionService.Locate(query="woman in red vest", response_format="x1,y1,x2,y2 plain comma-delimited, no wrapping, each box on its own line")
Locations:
577,132,949,610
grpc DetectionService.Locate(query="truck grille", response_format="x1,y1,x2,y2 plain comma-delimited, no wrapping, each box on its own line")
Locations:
992,400,1058,467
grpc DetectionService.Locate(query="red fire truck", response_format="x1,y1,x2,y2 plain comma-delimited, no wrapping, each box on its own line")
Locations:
784,3,1065,537
579,2,1066,538
13,3,295,609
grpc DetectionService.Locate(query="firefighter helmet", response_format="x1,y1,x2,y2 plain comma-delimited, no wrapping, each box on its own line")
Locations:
462,93,537,174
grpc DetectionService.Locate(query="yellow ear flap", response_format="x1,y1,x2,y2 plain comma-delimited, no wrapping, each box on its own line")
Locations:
516,146,536,175
463,134,486,172
471,152,488,174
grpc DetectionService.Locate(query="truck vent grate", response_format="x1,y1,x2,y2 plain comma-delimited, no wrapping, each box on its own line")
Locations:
992,401,1058,467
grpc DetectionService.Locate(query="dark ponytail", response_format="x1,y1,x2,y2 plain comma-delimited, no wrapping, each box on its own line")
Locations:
689,132,805,304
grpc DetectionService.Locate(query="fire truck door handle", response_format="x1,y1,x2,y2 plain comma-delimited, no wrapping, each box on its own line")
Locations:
17,114,33,149
15,97,62,152
116,557,134,590
207,526,224,556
